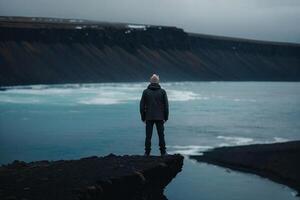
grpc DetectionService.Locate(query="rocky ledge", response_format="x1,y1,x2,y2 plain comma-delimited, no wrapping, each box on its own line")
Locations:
190,141,300,196
0,154,184,200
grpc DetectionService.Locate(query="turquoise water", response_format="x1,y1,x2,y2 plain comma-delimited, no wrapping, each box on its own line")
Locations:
1,82,300,199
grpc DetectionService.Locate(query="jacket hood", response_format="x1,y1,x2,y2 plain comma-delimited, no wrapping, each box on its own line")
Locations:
147,83,161,90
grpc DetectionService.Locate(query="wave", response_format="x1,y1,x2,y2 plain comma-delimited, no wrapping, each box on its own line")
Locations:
168,90,209,101
79,97,124,105
167,145,212,155
273,137,289,143
233,98,257,102
0,82,208,105
217,136,254,145
217,135,290,146
164,136,290,156
0,95,42,104
167,137,291,156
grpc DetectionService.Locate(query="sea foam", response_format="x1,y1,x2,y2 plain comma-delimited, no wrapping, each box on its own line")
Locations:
217,136,254,145
167,145,212,155
0,82,205,105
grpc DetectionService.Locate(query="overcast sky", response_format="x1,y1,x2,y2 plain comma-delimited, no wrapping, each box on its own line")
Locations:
1,0,300,43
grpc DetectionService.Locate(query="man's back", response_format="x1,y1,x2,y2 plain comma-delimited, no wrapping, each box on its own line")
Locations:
140,83,169,121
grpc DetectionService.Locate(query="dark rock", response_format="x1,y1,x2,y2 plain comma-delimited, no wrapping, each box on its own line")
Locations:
0,16,299,86
190,141,300,195
0,154,183,200
4,160,28,169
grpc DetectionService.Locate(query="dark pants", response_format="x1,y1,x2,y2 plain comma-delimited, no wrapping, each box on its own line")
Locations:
145,120,166,154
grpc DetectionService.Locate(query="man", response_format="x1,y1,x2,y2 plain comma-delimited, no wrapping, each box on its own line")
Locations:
140,74,169,156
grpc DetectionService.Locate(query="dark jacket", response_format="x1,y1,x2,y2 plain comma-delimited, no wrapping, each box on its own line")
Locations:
140,83,169,121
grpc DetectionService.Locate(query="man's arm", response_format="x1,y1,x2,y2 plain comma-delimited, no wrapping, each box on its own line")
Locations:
164,90,169,121
140,91,146,121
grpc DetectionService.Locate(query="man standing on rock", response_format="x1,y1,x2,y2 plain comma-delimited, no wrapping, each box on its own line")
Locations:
140,74,169,156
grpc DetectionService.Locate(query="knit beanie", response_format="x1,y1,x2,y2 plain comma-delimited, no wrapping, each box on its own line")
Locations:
150,74,159,83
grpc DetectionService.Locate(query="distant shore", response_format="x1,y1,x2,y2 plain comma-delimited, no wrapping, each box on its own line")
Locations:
1,16,300,86
190,141,300,196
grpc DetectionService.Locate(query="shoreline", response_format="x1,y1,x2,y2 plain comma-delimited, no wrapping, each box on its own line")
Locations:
190,141,300,196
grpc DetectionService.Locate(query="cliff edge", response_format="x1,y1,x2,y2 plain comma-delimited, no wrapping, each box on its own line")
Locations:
0,154,184,200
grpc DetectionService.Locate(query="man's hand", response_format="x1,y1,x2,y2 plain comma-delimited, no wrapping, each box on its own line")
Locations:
142,120,146,124
164,120,167,123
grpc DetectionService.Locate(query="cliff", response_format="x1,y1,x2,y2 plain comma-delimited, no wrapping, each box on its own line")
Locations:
190,141,300,196
0,154,184,200
0,16,300,86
